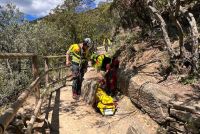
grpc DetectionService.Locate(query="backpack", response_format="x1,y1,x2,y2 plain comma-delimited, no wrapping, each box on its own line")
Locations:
101,55,111,71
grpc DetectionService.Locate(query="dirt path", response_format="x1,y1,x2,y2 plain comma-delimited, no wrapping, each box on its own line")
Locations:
31,80,158,134
29,46,159,134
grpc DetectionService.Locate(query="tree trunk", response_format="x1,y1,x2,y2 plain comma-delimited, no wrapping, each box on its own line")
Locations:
174,19,184,57
147,4,176,58
170,0,185,57
180,6,199,72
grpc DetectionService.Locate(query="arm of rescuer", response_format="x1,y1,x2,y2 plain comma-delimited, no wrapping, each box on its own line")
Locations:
94,54,105,71
94,56,106,80
90,56,103,79
66,45,73,66
103,39,105,46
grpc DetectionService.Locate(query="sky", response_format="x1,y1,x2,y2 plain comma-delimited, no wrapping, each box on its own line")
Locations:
0,0,108,21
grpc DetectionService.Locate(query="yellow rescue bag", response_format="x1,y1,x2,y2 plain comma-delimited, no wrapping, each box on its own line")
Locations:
96,88,116,115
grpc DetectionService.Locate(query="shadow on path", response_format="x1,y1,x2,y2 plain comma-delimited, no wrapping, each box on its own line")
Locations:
50,89,61,134
33,88,61,134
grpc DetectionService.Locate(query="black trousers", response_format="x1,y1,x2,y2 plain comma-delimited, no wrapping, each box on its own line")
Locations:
71,63,85,95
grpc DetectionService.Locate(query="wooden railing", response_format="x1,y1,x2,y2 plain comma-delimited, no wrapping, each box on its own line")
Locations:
0,53,69,134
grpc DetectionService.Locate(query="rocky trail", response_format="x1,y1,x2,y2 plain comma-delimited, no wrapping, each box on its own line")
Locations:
30,83,158,134
6,44,200,134
17,46,159,134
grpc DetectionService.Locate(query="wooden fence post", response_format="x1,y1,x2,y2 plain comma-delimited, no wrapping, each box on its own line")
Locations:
32,56,40,106
45,58,49,87
61,67,65,86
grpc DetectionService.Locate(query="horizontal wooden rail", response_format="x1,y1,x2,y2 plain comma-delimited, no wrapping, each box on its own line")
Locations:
26,88,48,134
25,75,70,134
0,53,66,59
43,55,66,59
0,77,39,134
0,53,36,59
0,66,68,134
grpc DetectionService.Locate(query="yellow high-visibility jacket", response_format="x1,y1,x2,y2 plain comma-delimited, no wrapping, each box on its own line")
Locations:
94,54,105,70
67,44,89,64
103,39,112,46
93,54,111,71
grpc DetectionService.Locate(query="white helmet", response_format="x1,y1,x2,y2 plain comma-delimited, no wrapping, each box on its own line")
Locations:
83,38,92,46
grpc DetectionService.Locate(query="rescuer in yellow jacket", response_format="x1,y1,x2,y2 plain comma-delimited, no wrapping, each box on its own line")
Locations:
90,53,112,72
66,38,92,99
91,53,120,97
103,38,112,52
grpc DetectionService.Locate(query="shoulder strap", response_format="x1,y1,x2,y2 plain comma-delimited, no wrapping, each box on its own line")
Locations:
78,44,83,67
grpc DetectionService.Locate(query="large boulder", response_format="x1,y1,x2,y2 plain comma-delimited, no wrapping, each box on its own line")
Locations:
82,80,98,105
125,72,174,124
128,79,173,124
119,70,200,133
82,68,99,105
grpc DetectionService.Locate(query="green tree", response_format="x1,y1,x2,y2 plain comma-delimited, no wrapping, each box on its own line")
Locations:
45,1,114,47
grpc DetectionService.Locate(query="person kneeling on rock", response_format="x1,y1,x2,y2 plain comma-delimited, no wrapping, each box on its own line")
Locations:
90,53,119,96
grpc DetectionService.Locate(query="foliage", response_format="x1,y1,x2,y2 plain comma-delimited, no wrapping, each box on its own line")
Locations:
0,1,114,106
110,0,151,29
45,1,114,46
0,4,25,53
0,4,67,104
180,74,198,85
22,22,67,55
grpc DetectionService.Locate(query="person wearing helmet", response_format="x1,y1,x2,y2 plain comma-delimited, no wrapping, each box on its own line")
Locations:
90,53,111,72
66,38,93,99
103,37,112,52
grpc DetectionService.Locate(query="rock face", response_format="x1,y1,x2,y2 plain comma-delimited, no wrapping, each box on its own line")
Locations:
118,69,200,134
82,79,98,105
126,116,158,134
168,101,200,133
128,80,172,124
82,68,99,105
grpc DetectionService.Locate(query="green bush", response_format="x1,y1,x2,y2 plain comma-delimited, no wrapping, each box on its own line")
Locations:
180,74,198,85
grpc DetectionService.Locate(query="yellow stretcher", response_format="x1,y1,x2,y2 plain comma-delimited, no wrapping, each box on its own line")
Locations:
96,87,116,116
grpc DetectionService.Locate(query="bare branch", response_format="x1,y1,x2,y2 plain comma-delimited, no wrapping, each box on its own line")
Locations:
180,6,199,72
147,1,176,57
169,0,185,57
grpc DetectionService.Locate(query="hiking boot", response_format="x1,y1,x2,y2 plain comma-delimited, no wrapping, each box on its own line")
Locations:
72,92,78,100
